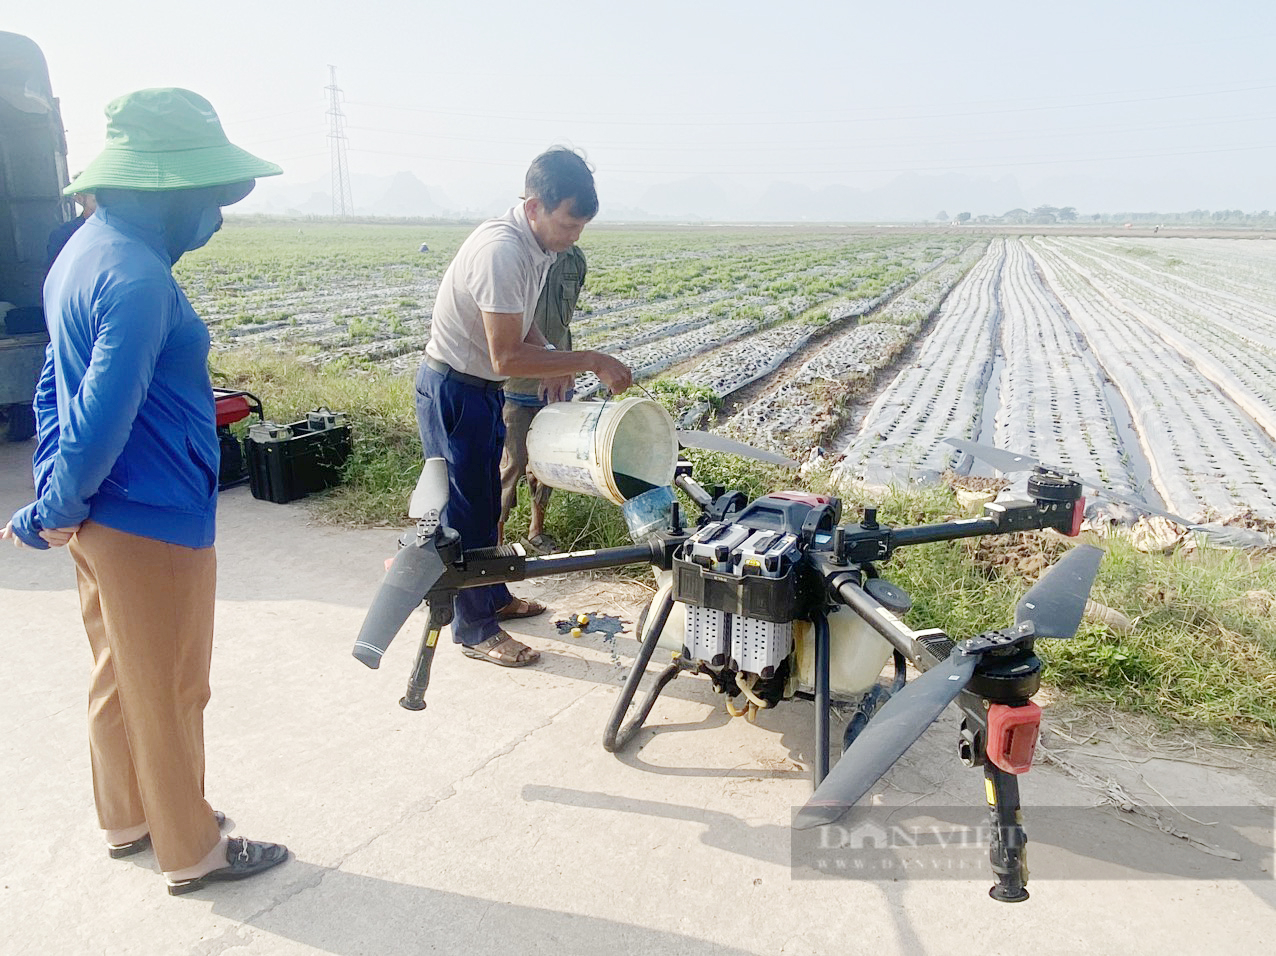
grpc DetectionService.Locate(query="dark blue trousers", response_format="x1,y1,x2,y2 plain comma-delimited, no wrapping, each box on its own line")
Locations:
414,363,512,645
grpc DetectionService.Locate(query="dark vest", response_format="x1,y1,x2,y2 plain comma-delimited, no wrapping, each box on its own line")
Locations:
505,244,587,398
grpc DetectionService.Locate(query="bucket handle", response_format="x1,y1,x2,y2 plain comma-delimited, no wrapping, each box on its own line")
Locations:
594,391,613,460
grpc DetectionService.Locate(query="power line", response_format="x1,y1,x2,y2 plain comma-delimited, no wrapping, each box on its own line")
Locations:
343,81,1276,128
346,140,1276,177
342,110,1276,155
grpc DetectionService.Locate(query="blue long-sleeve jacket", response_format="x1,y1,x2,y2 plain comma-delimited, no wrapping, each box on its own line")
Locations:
9,200,220,550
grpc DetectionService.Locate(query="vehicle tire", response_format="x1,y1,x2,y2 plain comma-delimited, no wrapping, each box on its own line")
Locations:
5,403,37,442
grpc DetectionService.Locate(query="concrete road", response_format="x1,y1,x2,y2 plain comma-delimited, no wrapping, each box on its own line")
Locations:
2,437,1274,955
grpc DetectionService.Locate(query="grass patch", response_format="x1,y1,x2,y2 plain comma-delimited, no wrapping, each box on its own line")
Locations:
212,350,422,525
1047,538,1276,736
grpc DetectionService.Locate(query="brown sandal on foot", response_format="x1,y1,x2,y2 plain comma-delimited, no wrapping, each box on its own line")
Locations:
461,633,541,667
496,596,548,621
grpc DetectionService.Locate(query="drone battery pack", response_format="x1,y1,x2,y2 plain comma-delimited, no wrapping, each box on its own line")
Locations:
734,530,800,579
683,605,728,665
673,560,800,624
247,418,352,504
687,522,752,572
728,614,793,679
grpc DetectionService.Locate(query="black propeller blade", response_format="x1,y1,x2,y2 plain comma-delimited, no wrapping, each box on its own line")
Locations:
676,429,799,468
944,437,1038,475
1016,544,1104,638
352,540,445,669
794,651,979,830
793,544,1103,831
353,458,452,669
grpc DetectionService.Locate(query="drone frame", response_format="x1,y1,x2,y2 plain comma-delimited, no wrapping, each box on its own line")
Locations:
354,460,1098,901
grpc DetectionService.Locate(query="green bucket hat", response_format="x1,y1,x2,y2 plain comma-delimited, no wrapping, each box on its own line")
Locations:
65,88,282,195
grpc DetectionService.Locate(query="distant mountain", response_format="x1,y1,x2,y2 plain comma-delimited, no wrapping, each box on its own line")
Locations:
239,171,457,218
236,169,1032,222
740,173,1027,222
634,176,736,221
360,171,446,217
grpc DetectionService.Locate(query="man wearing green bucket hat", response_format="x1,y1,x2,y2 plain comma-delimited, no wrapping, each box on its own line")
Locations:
2,88,291,895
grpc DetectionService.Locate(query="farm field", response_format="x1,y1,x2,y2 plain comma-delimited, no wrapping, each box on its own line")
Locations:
184,221,1276,523
832,235,1276,523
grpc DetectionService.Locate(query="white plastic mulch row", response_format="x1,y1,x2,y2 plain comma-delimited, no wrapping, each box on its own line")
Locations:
868,241,988,326
1027,239,1276,520
722,325,910,455
573,316,759,396
671,285,906,401
675,242,985,407
717,246,986,455
1094,237,1276,309
832,240,1008,484
675,323,822,398
1085,238,1276,351
993,238,1136,494
579,314,717,354
1038,238,1276,439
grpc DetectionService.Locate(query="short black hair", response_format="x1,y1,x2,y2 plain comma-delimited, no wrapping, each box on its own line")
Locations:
525,147,598,220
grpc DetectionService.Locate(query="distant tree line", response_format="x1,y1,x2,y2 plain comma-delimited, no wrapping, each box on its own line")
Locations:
937,206,1276,227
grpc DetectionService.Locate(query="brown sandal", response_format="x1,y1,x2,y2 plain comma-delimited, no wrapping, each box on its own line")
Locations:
461,633,541,667
496,596,548,620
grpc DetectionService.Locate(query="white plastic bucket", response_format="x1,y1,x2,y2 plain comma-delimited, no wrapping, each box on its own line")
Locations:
527,397,679,505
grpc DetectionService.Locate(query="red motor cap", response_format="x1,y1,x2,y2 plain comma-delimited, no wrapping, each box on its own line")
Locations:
987,701,1042,774
1068,496,1086,537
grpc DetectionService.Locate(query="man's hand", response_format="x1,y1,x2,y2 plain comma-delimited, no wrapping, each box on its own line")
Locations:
538,375,575,404
592,354,633,395
2,520,80,549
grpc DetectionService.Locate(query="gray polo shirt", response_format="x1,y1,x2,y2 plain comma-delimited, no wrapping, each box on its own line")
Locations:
425,203,556,381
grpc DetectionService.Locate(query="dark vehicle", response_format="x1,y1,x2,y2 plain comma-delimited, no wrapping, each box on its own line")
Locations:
0,31,69,442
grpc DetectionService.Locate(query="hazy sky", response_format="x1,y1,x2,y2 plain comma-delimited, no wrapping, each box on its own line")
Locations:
10,1,1276,216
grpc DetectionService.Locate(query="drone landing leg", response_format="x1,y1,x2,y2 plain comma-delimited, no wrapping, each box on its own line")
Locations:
603,591,675,753
984,763,1030,902
813,611,830,788
400,601,453,712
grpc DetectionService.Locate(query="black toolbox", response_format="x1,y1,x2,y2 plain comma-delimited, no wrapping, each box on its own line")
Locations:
246,412,352,504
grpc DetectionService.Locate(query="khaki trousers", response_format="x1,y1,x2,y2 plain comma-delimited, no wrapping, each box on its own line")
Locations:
499,402,551,527
69,521,221,871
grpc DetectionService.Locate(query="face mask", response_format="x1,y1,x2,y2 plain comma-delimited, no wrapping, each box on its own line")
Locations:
186,205,223,252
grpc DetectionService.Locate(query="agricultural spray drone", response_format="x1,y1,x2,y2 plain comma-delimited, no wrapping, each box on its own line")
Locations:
353,438,1101,902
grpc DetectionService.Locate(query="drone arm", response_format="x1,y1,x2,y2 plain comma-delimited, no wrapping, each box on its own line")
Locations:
430,537,674,598
825,570,943,670
889,516,1000,549
888,493,1082,548
674,472,713,511
832,496,1080,568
